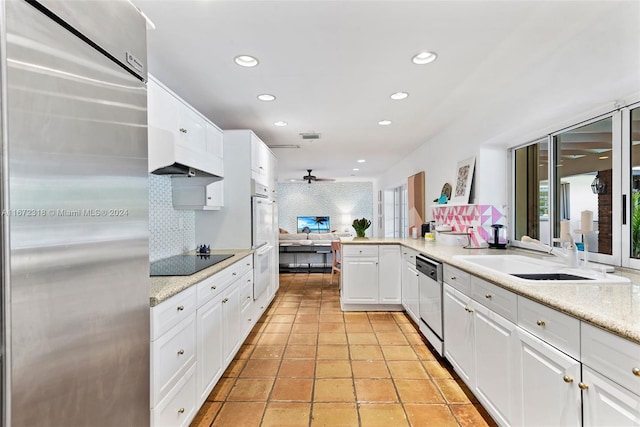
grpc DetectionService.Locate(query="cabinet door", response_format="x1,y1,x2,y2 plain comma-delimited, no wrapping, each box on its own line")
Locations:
222,284,242,365
177,103,207,152
205,121,223,159
582,366,640,426
205,181,223,209
378,245,401,303
148,79,179,134
443,284,475,388
196,294,224,404
342,257,378,303
474,303,519,427
403,263,420,324
515,328,581,427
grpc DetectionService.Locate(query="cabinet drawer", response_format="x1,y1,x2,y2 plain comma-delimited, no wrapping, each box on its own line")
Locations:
152,363,197,427
401,248,418,264
240,270,254,313
151,286,196,340
443,264,471,294
151,314,197,406
197,255,252,308
582,322,640,396
342,245,378,257
471,277,517,323
517,297,580,359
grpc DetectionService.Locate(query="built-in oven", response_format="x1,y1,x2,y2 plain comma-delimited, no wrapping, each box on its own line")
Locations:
254,244,274,300
417,255,444,356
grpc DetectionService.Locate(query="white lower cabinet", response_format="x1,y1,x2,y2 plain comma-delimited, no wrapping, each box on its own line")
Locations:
443,262,640,427
515,328,582,426
582,366,640,426
401,249,419,324
473,303,519,427
443,284,475,388
341,244,402,308
196,293,224,404
151,364,197,427
152,255,276,426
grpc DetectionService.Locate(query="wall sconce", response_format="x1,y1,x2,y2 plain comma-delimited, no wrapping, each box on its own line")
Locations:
591,175,606,195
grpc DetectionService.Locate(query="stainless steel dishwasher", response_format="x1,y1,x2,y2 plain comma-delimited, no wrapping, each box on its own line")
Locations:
417,255,444,356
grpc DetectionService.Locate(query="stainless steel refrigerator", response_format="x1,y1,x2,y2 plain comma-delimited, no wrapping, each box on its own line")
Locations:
1,1,150,425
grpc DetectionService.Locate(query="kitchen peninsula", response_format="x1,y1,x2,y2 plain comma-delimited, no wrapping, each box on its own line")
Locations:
340,237,640,426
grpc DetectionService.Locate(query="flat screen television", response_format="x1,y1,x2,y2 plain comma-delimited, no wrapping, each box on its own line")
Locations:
297,216,330,233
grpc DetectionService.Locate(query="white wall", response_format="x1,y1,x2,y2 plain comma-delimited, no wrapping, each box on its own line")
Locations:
277,181,374,236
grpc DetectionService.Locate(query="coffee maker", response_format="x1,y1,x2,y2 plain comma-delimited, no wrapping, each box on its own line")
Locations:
488,224,507,249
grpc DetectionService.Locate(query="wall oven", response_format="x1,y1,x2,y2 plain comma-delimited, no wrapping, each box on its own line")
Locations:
417,255,444,356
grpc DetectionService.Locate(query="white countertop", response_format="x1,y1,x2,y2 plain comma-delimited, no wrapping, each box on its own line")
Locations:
149,249,254,307
342,237,640,344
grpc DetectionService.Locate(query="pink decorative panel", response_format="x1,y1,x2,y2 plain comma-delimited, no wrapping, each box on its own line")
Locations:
432,204,506,247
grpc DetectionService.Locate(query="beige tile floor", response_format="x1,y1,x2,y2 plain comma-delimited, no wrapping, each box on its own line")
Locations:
190,272,497,427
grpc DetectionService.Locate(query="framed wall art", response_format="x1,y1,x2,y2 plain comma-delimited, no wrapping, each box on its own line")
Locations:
451,156,475,204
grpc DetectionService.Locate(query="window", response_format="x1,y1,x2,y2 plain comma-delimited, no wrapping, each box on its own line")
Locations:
513,115,618,264
627,105,640,261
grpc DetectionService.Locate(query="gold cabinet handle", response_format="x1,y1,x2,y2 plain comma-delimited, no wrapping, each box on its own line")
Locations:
178,408,185,414
578,382,589,390
211,285,217,290
485,294,492,300
246,263,251,266
232,272,237,276
247,295,251,299
248,318,252,322
177,349,184,355
179,128,187,133
536,320,546,327
450,276,456,280
563,376,573,383
177,305,184,311
632,367,640,376
464,307,474,313
222,298,229,303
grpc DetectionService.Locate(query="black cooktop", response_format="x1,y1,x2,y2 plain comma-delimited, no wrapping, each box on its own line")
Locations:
150,254,234,276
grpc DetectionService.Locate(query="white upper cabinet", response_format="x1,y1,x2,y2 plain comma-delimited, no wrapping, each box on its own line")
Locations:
147,75,224,179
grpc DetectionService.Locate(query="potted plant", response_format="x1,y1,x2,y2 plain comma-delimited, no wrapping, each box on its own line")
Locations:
352,217,371,238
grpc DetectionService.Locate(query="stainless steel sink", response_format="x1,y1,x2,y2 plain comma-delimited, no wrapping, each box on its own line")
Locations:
452,254,630,284
511,273,593,281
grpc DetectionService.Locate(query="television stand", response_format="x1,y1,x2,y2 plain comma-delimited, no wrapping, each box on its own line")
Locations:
279,244,332,273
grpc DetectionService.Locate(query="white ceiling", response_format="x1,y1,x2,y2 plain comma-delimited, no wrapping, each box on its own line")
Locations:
133,0,640,183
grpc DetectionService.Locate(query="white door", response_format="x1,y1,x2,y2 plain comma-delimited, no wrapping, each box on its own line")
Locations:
222,285,241,366
474,303,519,427
378,245,401,303
582,366,640,426
342,257,378,303
443,284,475,388
515,329,582,427
196,294,224,404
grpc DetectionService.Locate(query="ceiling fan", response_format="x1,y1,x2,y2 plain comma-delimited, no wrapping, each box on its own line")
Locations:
301,169,335,184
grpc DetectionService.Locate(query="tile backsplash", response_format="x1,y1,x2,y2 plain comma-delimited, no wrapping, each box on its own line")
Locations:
432,204,506,247
149,174,195,262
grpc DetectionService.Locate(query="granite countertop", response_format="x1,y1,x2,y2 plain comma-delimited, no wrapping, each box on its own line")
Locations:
341,237,640,345
149,249,254,307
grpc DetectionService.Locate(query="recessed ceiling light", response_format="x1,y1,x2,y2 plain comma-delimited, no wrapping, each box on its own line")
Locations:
274,121,288,127
378,120,392,126
257,94,275,101
390,92,409,100
234,55,259,67
357,159,366,163
353,168,359,171
412,51,437,65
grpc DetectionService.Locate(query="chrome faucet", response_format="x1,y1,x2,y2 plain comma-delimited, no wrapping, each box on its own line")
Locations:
521,236,578,268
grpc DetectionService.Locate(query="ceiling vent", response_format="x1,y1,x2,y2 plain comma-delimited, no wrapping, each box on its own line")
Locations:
299,132,321,140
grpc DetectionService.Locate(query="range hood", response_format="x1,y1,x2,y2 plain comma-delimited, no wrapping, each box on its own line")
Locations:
148,127,223,180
